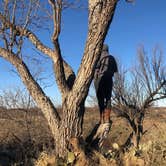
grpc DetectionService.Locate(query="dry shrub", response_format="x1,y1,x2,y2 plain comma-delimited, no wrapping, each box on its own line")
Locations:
35,152,56,166
121,147,144,166
141,140,166,166
123,154,145,166
93,150,117,166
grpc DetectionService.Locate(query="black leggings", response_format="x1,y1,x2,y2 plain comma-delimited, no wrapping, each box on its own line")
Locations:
94,75,113,113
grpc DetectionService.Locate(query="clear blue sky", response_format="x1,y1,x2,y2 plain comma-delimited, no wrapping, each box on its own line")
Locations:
0,0,166,105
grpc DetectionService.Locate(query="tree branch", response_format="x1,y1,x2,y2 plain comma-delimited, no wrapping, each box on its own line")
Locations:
143,80,166,109
0,12,75,93
48,0,70,94
72,0,117,105
0,47,60,134
48,0,62,41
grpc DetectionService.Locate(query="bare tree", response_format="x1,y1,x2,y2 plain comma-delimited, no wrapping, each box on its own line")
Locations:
113,46,166,149
0,86,35,109
0,0,122,159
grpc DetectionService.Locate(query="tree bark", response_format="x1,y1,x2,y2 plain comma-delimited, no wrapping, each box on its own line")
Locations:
123,112,144,149
0,0,118,159
53,95,85,156
53,0,118,157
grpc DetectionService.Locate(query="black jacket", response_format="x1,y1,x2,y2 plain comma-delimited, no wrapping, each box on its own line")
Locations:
94,50,118,81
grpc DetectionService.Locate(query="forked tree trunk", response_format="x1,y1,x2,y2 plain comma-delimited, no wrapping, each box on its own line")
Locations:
0,0,118,160
52,0,118,157
124,112,144,149
132,112,144,148
55,100,85,156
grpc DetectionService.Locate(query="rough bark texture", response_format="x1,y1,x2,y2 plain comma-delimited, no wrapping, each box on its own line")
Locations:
54,100,85,156
57,0,117,156
50,0,117,157
121,111,145,150
0,0,118,158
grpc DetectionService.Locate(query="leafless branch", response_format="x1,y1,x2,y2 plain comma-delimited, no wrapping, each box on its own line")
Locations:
0,47,61,125
48,0,62,41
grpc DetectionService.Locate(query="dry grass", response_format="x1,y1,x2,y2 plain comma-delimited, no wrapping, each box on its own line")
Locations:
35,152,56,166
0,108,54,166
84,107,166,166
0,107,165,165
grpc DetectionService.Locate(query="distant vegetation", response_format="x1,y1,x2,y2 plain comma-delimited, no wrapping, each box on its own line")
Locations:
0,107,166,165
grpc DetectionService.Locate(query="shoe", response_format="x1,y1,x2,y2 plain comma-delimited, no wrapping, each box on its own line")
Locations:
98,122,111,148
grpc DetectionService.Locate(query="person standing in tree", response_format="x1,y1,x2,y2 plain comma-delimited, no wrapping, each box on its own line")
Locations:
94,44,118,124
86,44,118,149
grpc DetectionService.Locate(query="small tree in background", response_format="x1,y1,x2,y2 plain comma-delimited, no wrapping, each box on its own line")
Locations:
113,46,166,149
0,86,35,109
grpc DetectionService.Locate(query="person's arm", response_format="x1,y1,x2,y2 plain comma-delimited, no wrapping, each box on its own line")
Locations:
110,55,118,75
94,59,101,79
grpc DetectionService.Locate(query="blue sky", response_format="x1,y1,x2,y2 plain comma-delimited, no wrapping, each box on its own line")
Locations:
59,0,166,69
0,0,166,106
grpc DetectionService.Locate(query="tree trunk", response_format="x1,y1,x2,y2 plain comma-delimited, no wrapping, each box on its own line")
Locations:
0,0,118,160
54,96,85,157
135,112,144,148
50,0,118,157
125,112,144,149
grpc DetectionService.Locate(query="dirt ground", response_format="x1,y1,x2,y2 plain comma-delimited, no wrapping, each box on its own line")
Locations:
0,108,54,166
0,107,166,166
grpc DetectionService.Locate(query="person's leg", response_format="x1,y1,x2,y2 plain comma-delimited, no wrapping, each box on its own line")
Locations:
95,77,106,124
103,78,113,123
92,77,112,150
86,82,105,146
94,78,112,149
97,90,105,124
104,110,111,123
